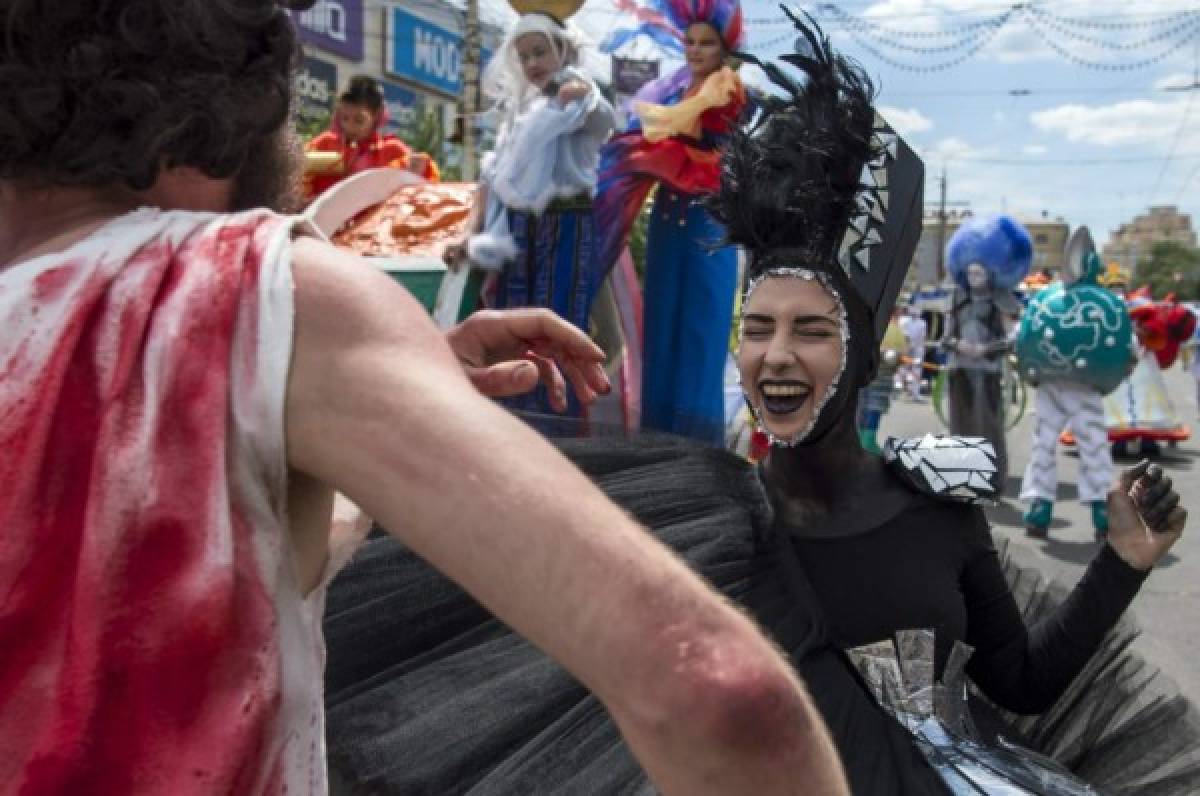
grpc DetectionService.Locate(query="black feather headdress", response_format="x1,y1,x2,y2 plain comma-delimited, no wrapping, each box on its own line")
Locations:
710,8,925,345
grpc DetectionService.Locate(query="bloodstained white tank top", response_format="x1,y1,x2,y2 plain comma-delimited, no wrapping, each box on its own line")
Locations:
0,207,328,794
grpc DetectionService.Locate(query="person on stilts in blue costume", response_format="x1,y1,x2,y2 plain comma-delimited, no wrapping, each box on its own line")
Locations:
593,0,748,444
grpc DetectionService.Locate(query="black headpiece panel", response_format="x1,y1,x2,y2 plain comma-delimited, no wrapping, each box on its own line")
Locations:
711,8,924,345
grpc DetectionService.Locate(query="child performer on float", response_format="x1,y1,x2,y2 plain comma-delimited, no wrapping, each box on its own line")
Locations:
305,75,439,199
593,0,748,445
450,3,616,419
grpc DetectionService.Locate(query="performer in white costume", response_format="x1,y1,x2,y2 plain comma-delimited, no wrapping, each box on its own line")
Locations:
1016,228,1134,539
898,305,927,400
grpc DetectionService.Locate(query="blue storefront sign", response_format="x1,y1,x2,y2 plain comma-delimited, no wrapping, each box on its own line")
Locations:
291,0,364,62
381,81,423,139
386,7,491,98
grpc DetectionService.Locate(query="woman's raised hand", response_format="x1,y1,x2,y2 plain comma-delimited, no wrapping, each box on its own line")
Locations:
1107,460,1186,571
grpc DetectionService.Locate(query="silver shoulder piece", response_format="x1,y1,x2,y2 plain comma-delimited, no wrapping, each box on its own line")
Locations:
882,434,998,504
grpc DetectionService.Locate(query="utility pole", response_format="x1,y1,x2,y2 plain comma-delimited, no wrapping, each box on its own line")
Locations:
461,0,481,181
1163,41,1200,93
923,168,969,286
935,168,948,283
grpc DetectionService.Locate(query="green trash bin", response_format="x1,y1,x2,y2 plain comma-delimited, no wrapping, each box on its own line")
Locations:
372,255,484,324
371,256,447,314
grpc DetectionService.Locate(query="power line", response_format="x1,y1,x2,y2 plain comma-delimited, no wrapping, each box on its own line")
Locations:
936,152,1200,165
804,3,1200,72
1026,6,1200,52
1172,158,1200,204
1146,79,1197,204
1023,6,1200,32
1023,11,1200,71
882,86,1152,98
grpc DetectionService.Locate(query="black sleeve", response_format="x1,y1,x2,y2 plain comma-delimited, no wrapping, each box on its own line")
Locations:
960,514,1149,715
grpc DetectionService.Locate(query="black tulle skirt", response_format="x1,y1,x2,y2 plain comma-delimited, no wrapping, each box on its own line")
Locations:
322,437,1200,795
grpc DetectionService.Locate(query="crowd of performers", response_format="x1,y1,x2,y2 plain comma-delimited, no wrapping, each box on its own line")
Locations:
4,1,1200,795
318,4,1200,789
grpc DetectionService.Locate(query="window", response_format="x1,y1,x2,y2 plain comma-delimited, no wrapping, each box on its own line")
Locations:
1035,233,1049,244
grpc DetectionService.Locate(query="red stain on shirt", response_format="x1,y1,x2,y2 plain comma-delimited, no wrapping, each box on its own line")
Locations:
0,209,307,794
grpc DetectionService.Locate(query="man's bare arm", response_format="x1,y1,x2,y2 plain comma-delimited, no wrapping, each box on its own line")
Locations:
285,238,848,794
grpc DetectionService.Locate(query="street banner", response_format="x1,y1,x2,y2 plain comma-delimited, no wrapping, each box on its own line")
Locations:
612,57,659,95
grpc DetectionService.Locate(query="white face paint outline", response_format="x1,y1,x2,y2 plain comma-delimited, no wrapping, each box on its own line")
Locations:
738,267,851,448
966,262,990,291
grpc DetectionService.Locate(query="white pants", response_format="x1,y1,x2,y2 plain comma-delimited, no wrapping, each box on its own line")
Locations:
1020,381,1112,504
903,348,924,398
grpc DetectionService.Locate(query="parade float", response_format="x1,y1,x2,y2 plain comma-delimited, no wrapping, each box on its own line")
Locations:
301,164,644,429
302,167,482,327
1088,289,1195,453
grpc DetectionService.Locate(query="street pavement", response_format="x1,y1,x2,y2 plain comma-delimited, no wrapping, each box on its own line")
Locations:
879,364,1200,705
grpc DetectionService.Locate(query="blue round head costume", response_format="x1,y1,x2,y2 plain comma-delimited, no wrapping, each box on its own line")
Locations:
946,214,1033,291
1015,228,1134,394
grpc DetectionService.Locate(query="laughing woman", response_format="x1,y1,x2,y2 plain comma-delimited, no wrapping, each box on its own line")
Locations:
707,15,1193,791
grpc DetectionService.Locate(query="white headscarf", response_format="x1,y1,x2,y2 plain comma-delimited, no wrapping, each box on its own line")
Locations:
481,13,591,132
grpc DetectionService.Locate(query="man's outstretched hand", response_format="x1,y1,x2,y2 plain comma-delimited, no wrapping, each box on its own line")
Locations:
446,308,611,412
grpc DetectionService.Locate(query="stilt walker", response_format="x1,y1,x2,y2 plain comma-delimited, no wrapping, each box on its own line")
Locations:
593,0,749,444
452,2,616,419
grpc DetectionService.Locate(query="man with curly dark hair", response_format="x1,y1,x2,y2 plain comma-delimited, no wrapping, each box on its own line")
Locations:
0,2,847,794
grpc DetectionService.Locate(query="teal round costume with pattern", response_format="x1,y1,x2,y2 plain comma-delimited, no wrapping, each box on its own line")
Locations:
1016,235,1135,537
1016,251,1133,394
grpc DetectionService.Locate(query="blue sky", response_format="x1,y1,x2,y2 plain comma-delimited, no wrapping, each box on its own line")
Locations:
562,0,1200,249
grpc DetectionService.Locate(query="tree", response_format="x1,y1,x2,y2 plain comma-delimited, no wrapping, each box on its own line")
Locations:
1132,241,1200,300
628,202,651,283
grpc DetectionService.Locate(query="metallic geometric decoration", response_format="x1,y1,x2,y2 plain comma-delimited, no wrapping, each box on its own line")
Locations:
882,434,999,504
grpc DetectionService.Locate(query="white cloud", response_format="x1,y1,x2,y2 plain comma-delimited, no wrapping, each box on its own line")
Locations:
914,136,982,166
1030,98,1200,148
877,105,933,136
1022,144,1048,156
986,26,1055,64
1155,72,1200,91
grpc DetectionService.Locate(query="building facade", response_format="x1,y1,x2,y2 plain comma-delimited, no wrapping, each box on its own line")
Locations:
1102,206,1198,272
289,0,507,164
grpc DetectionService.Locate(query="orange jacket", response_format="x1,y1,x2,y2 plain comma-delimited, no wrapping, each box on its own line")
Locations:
305,130,439,198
